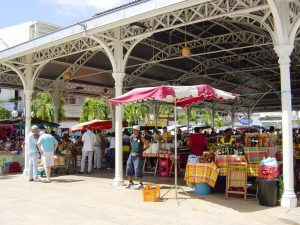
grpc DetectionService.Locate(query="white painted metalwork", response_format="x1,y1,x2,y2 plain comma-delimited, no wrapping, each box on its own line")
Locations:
0,0,298,207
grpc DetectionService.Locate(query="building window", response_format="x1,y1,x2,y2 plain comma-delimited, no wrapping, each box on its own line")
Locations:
65,96,76,105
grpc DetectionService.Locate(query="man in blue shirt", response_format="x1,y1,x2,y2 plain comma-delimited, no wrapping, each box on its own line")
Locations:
37,131,58,183
125,125,150,190
26,125,40,182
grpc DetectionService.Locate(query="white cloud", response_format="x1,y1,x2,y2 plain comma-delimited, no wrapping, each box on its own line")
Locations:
40,0,133,17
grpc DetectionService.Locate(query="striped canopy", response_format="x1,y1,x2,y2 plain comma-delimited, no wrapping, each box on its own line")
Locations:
109,85,238,107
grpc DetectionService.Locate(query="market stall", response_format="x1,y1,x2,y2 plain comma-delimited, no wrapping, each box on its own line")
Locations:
0,122,23,174
67,119,114,173
110,84,238,201
0,118,62,174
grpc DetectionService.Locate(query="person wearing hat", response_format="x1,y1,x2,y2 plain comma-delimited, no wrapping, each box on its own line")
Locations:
220,128,235,145
26,125,40,182
125,125,150,190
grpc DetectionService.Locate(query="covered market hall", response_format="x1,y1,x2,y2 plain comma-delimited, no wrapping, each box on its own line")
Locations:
0,0,299,208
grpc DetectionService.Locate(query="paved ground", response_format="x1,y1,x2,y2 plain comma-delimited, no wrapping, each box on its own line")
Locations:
0,171,299,225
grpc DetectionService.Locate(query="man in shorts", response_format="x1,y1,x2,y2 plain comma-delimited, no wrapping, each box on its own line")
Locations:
125,125,150,190
37,131,58,183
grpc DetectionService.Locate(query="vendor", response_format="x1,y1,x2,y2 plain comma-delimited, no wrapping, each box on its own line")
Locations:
220,128,235,145
162,126,171,142
188,127,208,156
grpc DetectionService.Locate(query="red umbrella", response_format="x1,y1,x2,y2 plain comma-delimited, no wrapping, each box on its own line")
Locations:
69,120,112,132
110,84,238,107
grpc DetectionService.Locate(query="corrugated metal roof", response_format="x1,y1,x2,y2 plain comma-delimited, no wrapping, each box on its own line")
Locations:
93,0,150,17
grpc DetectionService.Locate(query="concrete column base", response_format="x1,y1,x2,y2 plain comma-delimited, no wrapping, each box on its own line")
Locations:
113,178,124,187
281,192,298,208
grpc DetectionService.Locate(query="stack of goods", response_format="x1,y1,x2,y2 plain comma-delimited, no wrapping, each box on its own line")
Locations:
243,133,279,177
215,143,244,156
159,149,171,158
200,152,215,163
244,133,277,148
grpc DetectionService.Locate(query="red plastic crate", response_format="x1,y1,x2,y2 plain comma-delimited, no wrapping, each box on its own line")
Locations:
159,158,170,167
259,166,280,179
159,171,169,177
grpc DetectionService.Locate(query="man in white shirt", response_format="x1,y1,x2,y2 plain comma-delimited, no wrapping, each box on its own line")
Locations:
80,126,96,174
26,125,40,182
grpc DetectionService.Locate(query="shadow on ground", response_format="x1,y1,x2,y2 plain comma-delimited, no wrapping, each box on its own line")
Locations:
50,178,85,183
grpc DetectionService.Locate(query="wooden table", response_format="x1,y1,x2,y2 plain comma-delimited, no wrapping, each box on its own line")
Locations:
143,153,159,176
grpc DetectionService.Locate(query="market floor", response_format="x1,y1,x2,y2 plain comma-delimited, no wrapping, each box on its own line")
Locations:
0,171,299,225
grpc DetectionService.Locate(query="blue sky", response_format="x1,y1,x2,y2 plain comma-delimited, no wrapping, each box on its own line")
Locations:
0,0,131,28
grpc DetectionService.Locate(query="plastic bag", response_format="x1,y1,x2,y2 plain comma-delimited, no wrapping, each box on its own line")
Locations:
188,154,200,163
260,157,277,167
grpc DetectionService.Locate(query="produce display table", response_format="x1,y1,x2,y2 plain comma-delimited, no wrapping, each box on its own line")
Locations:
184,162,220,187
244,147,277,163
215,155,247,176
215,155,260,177
215,155,247,167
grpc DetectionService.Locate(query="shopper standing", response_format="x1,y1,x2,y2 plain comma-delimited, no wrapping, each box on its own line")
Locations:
107,132,116,169
94,130,105,170
37,131,58,183
80,126,96,174
26,125,40,182
125,125,150,190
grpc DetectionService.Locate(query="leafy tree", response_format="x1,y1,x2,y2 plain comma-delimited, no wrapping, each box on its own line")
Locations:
214,116,225,128
31,92,54,122
58,97,66,122
0,104,10,119
189,108,212,125
177,113,187,124
123,103,152,126
31,92,65,122
158,104,173,114
81,98,108,122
